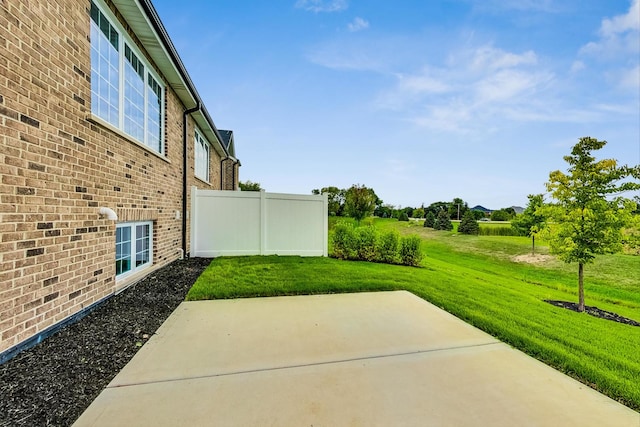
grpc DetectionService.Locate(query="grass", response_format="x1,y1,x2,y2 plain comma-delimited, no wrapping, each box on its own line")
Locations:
478,222,520,236
187,218,640,410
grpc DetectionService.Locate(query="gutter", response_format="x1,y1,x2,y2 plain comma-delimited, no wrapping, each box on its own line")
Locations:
137,0,230,158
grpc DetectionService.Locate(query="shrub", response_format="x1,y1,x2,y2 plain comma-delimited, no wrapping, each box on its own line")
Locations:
398,212,409,221
424,211,435,228
332,221,357,259
478,225,520,236
490,209,514,221
458,211,479,235
399,235,423,266
355,226,378,262
377,230,399,264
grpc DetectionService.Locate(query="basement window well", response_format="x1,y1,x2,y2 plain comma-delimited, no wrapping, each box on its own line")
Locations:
116,222,152,277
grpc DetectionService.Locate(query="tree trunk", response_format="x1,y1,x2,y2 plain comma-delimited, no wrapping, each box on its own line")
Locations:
531,235,535,256
578,263,585,312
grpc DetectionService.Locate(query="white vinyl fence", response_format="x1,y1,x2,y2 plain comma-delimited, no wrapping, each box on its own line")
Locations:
190,187,328,257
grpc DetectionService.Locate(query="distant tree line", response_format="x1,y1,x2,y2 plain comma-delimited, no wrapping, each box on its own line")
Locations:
310,186,527,224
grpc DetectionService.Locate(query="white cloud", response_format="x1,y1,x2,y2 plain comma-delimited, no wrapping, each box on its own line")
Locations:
570,60,585,73
600,0,639,37
615,65,640,90
347,17,369,32
474,69,548,102
398,72,450,94
579,0,640,58
295,0,348,13
375,45,556,132
467,46,537,72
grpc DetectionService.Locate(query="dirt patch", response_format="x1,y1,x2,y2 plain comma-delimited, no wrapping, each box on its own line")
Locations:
512,253,554,265
0,257,211,427
545,300,640,327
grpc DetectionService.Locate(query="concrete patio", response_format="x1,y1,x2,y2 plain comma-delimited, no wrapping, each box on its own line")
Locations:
74,291,639,426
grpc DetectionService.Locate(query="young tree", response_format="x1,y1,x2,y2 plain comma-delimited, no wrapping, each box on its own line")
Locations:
543,137,640,312
458,210,479,235
424,211,436,228
511,194,546,255
434,209,453,231
239,180,262,191
344,184,377,224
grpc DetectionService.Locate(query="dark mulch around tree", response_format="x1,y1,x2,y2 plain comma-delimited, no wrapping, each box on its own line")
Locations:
545,300,640,327
0,257,212,427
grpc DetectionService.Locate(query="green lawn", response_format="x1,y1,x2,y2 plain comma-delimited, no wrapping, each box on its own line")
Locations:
187,218,640,410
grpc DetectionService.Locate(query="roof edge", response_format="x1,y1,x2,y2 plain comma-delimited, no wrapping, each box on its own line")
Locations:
132,0,229,157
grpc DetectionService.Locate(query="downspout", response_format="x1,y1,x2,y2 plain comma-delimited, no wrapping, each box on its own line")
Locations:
220,157,229,190
233,159,239,190
183,103,200,258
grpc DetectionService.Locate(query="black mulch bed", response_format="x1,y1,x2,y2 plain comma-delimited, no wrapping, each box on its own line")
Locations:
0,257,212,427
545,300,640,327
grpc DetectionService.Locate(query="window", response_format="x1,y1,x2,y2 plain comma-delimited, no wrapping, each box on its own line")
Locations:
90,1,164,154
116,222,152,278
194,130,210,182
90,2,119,127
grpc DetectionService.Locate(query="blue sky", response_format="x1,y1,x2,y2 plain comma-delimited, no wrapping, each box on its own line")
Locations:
153,0,640,209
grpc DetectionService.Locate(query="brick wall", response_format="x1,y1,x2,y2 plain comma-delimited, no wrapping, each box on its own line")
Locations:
221,158,239,191
0,0,229,354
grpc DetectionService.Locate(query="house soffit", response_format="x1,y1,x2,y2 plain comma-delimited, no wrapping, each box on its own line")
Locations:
111,0,194,108
110,0,229,158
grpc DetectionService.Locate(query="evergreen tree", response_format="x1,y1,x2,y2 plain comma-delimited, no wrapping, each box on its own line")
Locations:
458,211,479,235
434,209,453,231
424,211,436,228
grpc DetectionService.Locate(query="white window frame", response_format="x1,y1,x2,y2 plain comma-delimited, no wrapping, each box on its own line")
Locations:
90,0,165,154
115,221,153,279
194,129,210,182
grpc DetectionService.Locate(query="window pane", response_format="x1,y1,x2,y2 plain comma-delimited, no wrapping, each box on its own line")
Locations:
115,226,132,276
146,74,162,153
90,6,119,128
134,224,151,268
116,223,151,277
124,45,145,142
194,132,209,181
